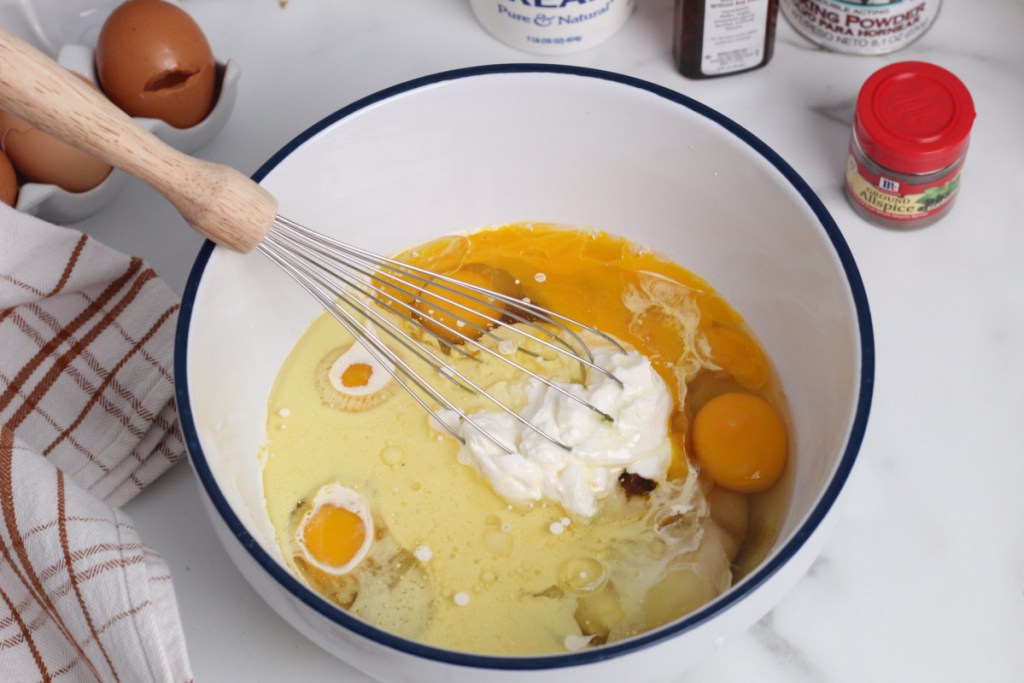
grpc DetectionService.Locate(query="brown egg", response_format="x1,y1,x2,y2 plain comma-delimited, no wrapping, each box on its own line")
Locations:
96,0,217,129
0,150,18,206
0,76,113,194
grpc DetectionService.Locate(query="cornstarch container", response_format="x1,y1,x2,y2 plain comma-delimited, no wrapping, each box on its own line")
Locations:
844,61,975,229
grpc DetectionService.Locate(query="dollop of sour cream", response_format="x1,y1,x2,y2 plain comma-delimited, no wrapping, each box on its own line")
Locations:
439,343,673,518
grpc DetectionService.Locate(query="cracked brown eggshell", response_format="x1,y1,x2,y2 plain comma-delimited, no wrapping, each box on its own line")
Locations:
96,0,217,129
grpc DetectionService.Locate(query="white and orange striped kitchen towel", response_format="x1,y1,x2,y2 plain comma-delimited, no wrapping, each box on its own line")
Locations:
1,203,193,682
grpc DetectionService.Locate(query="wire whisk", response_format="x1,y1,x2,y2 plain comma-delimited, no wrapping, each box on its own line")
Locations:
0,28,623,454
261,217,624,453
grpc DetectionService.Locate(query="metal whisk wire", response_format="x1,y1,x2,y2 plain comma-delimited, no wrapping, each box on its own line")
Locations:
259,216,624,453
0,30,625,456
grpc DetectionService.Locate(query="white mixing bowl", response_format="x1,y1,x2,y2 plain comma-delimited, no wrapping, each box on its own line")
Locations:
175,64,873,683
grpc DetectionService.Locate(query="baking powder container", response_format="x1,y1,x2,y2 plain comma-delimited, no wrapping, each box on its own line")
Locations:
469,0,635,55
844,61,975,229
781,0,941,55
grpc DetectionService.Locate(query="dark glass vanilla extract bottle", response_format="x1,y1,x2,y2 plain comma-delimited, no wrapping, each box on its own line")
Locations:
673,0,780,79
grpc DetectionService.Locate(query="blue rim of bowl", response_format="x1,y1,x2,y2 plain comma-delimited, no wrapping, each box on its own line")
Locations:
175,63,874,671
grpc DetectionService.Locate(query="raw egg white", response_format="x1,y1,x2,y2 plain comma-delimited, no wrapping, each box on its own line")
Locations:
295,483,374,576
96,0,217,129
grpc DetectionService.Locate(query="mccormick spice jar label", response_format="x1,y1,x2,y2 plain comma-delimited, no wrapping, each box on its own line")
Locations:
782,0,941,55
844,153,963,222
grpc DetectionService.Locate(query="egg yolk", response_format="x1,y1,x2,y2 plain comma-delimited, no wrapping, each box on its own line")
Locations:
301,504,368,569
692,392,787,493
374,269,422,314
340,362,374,388
415,264,519,344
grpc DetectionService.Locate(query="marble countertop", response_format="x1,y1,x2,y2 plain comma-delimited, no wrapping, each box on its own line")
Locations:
18,0,1023,680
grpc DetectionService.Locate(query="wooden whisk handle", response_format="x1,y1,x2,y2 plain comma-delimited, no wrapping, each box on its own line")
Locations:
0,28,276,253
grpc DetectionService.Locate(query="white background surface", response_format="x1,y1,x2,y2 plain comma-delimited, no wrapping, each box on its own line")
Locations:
8,0,1023,681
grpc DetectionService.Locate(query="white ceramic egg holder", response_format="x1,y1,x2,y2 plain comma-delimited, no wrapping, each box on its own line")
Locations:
12,42,240,223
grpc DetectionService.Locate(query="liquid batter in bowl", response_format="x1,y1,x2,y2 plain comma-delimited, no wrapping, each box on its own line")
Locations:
260,223,792,655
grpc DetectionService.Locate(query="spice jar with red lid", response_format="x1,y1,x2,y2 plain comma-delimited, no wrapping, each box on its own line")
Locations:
844,61,976,229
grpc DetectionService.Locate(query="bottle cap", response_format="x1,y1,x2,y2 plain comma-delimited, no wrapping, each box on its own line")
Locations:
854,61,975,175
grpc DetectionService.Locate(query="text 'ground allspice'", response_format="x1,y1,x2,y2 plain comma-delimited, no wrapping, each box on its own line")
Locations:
844,61,975,229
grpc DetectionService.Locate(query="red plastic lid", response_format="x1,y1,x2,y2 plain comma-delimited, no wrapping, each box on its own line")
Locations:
854,61,976,175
